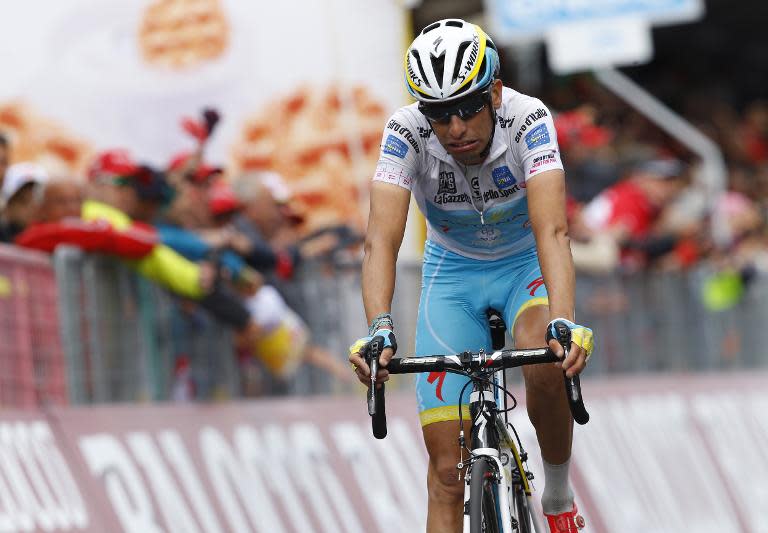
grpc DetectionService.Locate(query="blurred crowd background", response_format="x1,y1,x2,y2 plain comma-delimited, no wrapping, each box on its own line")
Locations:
1,0,767,407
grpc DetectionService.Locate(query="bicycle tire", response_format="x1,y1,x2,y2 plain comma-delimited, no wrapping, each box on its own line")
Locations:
512,484,533,533
469,457,501,533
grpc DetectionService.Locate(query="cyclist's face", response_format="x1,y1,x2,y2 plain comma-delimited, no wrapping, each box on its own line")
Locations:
427,80,502,165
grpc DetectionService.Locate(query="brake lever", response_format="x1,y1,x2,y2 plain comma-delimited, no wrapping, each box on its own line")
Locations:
365,336,388,438
548,321,590,425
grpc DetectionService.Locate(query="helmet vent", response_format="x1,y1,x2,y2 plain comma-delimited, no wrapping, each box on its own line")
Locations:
452,41,471,84
430,53,446,88
422,22,440,34
445,20,464,28
410,50,432,89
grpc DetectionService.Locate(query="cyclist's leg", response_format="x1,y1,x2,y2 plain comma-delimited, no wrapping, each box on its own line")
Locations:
513,305,573,464
422,420,472,533
501,252,576,517
415,242,491,533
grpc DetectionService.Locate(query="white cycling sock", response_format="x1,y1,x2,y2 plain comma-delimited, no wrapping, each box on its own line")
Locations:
541,459,575,515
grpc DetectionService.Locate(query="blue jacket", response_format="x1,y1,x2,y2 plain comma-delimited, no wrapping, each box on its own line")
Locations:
156,223,246,279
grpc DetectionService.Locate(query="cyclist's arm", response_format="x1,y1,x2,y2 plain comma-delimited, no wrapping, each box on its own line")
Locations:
355,107,421,374
362,181,411,324
526,168,575,323
527,167,591,376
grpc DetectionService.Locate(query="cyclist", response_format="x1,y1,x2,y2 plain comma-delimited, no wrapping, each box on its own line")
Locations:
348,19,594,533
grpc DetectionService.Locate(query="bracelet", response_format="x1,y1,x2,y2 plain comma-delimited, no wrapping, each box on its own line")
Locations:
368,313,394,336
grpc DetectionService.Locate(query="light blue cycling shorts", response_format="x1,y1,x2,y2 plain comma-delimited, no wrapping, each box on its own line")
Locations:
415,240,549,426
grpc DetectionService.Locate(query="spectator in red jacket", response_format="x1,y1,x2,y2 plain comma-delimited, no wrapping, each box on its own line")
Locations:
578,159,690,270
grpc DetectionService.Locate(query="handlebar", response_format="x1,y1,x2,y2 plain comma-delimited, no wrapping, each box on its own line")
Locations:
385,348,589,425
364,324,590,439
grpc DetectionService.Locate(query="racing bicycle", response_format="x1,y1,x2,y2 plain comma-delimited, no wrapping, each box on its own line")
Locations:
362,317,589,533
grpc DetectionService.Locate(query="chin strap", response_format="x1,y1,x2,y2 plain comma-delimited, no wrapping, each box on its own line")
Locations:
479,98,497,159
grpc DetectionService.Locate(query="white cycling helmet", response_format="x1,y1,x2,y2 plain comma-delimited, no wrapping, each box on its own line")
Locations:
405,19,500,103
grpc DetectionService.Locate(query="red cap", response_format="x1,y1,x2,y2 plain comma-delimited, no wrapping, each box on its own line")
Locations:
88,149,139,182
167,152,222,183
208,179,243,217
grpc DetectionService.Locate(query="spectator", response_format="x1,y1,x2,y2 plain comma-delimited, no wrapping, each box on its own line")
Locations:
121,164,176,223
207,177,244,227
231,172,344,279
0,162,48,242
34,178,82,222
15,177,157,258
193,177,257,262
230,173,301,278
738,101,768,165
711,191,766,269
84,149,284,371
83,149,216,300
153,169,352,385
567,201,620,274
555,105,620,203
146,172,262,292
163,151,222,230
245,283,353,384
167,151,223,187
578,159,690,271
130,157,351,382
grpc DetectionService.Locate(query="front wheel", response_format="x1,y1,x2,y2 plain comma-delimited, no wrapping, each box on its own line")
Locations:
469,457,501,533
512,484,533,533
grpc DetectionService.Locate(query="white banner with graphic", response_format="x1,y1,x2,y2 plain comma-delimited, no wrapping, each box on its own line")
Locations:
0,0,407,234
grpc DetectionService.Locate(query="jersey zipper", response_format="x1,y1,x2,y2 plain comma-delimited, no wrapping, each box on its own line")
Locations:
463,165,485,225
468,195,485,224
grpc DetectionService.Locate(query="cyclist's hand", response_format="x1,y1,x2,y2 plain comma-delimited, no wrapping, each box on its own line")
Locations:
347,329,397,386
348,336,373,385
546,319,594,378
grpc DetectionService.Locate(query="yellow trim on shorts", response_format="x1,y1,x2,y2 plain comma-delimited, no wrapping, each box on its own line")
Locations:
419,405,471,427
511,297,549,330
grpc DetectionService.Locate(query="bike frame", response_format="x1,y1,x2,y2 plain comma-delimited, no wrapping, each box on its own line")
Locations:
364,331,589,531
461,368,545,533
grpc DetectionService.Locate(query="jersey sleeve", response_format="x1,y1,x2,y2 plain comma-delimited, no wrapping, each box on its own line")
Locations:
512,100,564,181
372,108,424,191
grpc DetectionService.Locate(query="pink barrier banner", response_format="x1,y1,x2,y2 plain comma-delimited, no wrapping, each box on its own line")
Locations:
0,410,114,532
0,373,764,532
51,399,429,533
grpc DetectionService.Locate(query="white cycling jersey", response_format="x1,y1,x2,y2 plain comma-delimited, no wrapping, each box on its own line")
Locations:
373,86,563,260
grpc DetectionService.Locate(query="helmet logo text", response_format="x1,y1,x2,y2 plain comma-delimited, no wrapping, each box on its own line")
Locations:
457,34,480,83
407,59,422,87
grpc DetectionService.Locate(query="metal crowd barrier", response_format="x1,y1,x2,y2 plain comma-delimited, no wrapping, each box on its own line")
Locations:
45,249,768,404
291,259,768,384
53,246,239,404
277,258,421,396
576,269,768,375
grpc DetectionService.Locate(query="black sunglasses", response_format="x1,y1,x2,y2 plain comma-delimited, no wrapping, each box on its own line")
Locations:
418,89,491,124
